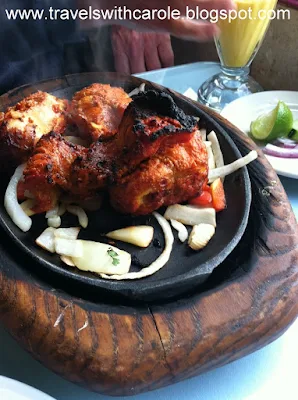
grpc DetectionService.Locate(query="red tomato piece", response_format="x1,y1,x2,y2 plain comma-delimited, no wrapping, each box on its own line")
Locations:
210,178,226,212
202,183,211,193
189,191,213,206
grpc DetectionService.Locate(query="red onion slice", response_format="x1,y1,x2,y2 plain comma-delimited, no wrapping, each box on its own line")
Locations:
263,144,298,159
273,138,297,149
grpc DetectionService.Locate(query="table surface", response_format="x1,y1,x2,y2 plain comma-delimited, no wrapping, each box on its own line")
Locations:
1,62,298,400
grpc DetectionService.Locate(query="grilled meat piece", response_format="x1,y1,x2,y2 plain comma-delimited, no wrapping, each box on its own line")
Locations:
114,90,198,173
109,91,208,215
15,89,208,217
70,138,118,198
21,133,84,213
110,130,208,215
0,92,68,163
71,83,132,142
69,90,201,202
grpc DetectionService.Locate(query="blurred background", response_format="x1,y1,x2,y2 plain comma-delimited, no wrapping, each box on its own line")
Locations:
171,1,298,91
84,2,298,90
0,1,297,94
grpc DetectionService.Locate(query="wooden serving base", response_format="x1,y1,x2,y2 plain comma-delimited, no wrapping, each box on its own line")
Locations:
0,76,298,397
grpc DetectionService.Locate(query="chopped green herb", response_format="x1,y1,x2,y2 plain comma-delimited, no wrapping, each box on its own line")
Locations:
107,248,120,266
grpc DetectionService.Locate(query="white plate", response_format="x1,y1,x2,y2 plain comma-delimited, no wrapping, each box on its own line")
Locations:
221,91,298,179
0,376,56,400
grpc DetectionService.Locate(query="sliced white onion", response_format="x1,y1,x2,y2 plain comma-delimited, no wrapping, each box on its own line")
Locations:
170,219,189,243
60,255,75,267
36,227,56,253
46,205,59,219
164,205,216,227
4,164,32,232
54,227,81,240
106,226,154,248
188,224,215,251
100,212,174,280
20,199,35,209
55,238,83,258
66,205,88,228
208,150,258,183
24,209,36,217
200,129,207,141
20,199,37,217
128,83,146,97
207,131,224,169
205,141,215,170
72,241,131,275
48,216,62,228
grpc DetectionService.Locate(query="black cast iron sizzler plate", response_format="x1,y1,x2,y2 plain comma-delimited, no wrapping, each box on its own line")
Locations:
0,74,251,302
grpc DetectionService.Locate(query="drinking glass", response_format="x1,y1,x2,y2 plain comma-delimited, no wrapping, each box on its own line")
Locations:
198,0,278,112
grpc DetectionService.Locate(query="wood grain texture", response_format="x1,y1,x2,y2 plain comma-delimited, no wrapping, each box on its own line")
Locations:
0,73,298,396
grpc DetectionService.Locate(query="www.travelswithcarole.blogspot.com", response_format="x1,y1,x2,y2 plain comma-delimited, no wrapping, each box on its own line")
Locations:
5,5,291,23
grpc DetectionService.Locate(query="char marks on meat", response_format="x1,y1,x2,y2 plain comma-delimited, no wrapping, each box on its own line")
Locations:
114,90,198,172
70,138,118,199
11,87,208,217
109,90,208,215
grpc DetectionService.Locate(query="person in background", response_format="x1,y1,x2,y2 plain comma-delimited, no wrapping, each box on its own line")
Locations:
111,26,174,75
0,0,234,94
